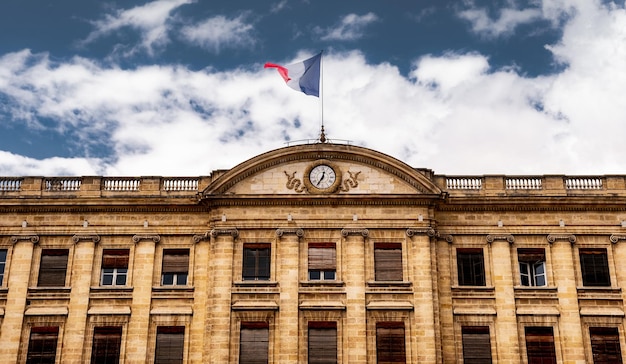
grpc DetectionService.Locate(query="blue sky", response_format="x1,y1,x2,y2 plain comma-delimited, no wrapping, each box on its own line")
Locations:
0,0,625,176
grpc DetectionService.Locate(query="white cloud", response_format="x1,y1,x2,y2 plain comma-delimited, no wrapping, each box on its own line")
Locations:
180,14,255,52
314,13,379,41
82,0,193,56
458,5,544,38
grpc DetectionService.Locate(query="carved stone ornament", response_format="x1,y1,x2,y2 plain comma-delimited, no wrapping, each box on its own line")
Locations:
341,228,369,237
210,228,239,238
284,171,307,193
132,234,161,243
276,228,305,237
72,234,101,243
546,234,576,244
10,235,39,244
337,171,361,192
406,228,436,238
193,233,210,243
610,234,626,244
486,234,515,244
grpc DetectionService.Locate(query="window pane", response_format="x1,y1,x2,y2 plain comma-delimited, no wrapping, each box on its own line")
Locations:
580,249,611,287
243,246,271,281
0,249,7,286
27,327,59,364
309,271,321,280
323,271,336,280
458,249,485,286
91,327,122,364
176,274,188,285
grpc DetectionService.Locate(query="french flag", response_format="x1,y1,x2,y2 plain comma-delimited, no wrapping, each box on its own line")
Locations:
264,52,322,97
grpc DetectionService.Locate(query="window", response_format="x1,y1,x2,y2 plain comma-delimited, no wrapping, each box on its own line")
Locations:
155,326,185,364
239,322,269,364
462,326,492,364
376,322,406,363
308,321,337,364
590,327,623,364
0,249,6,286
457,249,486,286
26,326,59,364
91,326,122,364
308,243,336,281
101,249,129,286
374,243,403,281
37,249,69,287
580,249,611,287
243,244,270,281
161,249,189,286
518,248,547,287
525,327,557,364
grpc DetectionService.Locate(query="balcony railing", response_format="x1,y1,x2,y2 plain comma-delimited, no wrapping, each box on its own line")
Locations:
0,177,23,192
505,177,542,190
446,177,483,190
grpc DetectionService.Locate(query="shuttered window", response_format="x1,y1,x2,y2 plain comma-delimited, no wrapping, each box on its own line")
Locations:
457,249,486,286
462,326,492,364
308,321,337,364
590,327,623,364
239,322,269,364
580,249,611,287
26,326,59,364
101,249,129,286
525,327,557,364
308,243,336,281
374,243,403,281
161,249,189,286
37,249,69,287
243,244,271,281
155,326,185,364
91,326,122,364
376,322,406,363
0,249,6,286
518,248,547,287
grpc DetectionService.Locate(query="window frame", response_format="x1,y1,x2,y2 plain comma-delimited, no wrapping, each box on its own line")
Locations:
373,243,403,282
308,321,337,364
308,243,336,282
579,248,611,287
26,326,60,364
525,326,557,364
155,326,185,364
375,321,406,363
461,325,492,364
90,326,123,364
100,249,129,287
239,321,270,364
518,248,547,287
161,249,189,286
37,249,69,287
456,248,486,287
589,327,623,364
0,248,7,287
242,244,271,281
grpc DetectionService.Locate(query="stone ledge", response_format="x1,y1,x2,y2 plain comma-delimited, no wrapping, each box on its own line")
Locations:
299,300,346,310
87,305,131,315
25,306,68,316
231,300,279,311
150,306,193,315
366,301,414,311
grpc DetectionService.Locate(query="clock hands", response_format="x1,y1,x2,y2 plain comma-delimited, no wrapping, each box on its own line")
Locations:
316,172,325,186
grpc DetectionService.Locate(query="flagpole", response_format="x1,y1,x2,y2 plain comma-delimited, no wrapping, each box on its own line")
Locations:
319,50,326,143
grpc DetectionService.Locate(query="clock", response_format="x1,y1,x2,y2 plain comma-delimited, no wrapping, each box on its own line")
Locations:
304,160,342,194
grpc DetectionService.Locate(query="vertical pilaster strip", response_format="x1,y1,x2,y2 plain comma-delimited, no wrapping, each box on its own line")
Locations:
276,228,303,363
209,228,237,364
549,234,586,363
61,234,99,363
436,235,456,363
487,234,520,363
342,228,368,364
0,235,38,362
406,228,437,363
189,233,210,364
125,234,160,362
610,235,626,317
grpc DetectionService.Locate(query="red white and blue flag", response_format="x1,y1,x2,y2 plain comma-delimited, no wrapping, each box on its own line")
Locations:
264,52,322,97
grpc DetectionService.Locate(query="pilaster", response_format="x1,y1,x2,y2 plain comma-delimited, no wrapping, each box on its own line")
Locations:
342,228,368,363
189,233,210,364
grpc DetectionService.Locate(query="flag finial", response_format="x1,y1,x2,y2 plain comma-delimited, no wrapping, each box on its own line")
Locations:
319,125,326,143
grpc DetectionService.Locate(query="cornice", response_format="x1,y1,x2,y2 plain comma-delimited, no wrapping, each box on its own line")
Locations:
0,205,206,214
200,195,439,208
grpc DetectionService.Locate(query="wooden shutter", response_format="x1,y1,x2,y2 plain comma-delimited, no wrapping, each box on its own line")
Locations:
155,326,185,364
240,322,269,364
37,249,69,287
590,327,623,364
376,322,406,364
462,326,492,364
102,249,129,269
525,327,556,364
580,249,611,286
308,243,336,270
374,243,402,281
91,326,122,364
162,249,189,273
27,326,59,364
308,321,337,364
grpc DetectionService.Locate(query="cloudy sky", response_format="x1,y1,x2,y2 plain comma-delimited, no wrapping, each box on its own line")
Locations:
0,0,625,177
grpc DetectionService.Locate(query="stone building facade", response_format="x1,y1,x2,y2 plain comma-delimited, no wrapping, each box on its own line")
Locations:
0,142,625,363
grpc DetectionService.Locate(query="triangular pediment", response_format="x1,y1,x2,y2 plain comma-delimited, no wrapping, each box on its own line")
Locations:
200,143,442,198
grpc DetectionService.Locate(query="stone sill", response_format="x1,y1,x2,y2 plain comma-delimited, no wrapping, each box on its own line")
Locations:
451,286,495,299
577,286,622,299
514,286,558,299
151,286,194,299
89,286,134,299
27,287,71,299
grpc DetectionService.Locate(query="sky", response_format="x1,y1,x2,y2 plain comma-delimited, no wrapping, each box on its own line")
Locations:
0,0,625,177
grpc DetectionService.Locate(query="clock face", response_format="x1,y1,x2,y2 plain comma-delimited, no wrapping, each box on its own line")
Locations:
309,164,336,189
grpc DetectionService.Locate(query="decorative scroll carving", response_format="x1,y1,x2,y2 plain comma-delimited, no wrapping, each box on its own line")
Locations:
276,228,304,237
406,228,436,238
610,234,626,244
338,171,361,192
547,234,576,244
193,233,210,243
132,234,161,243
72,234,101,243
210,228,239,238
10,235,39,244
284,171,307,193
341,228,369,237
486,234,515,244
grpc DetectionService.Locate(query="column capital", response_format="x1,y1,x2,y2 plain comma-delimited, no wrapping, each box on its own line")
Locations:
341,228,369,237
210,228,239,238
486,234,514,244
72,234,100,243
406,227,436,237
610,234,626,244
547,234,576,244
132,234,161,243
193,233,210,243
275,228,304,237
10,235,39,244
